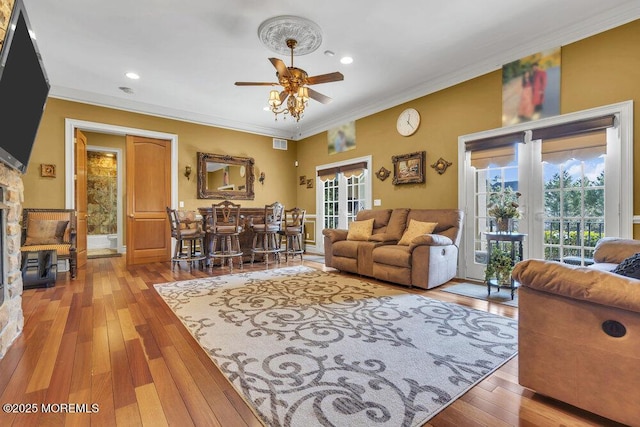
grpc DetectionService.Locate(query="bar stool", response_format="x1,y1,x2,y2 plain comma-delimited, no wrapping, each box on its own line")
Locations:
167,208,206,270
207,200,243,270
278,207,306,262
250,201,284,266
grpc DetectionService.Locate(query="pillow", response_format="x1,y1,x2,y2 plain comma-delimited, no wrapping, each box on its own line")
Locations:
24,219,69,245
346,218,375,241
612,252,640,279
398,220,438,246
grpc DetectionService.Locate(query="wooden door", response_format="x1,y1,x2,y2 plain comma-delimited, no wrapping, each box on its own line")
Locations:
74,129,88,270
126,135,172,265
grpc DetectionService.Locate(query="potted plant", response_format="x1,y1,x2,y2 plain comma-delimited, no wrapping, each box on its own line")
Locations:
485,247,514,285
488,188,521,233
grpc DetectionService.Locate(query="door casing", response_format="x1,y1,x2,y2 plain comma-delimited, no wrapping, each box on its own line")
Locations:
64,119,178,254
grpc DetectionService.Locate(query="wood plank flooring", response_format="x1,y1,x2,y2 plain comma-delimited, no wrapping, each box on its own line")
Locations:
0,257,624,426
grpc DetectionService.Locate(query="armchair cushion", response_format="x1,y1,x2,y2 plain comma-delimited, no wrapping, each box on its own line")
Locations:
612,253,640,279
346,218,374,241
512,259,640,313
24,219,69,245
593,237,640,264
398,220,437,245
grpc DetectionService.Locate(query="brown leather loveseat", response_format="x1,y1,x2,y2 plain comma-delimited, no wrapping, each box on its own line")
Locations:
512,237,640,426
323,208,463,289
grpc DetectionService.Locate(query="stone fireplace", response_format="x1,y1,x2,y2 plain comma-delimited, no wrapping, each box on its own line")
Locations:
0,162,24,358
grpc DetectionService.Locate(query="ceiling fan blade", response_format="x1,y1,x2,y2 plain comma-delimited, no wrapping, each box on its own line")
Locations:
235,82,278,86
269,58,291,78
307,72,344,85
279,91,289,104
307,87,333,104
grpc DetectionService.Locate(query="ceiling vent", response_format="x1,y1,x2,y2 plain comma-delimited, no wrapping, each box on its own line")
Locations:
273,138,288,150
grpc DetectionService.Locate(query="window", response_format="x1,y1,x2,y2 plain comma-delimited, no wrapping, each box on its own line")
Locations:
316,156,372,236
458,102,632,281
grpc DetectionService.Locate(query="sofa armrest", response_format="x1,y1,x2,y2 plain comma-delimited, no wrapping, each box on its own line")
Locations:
409,234,453,250
322,229,348,243
593,237,640,264
512,259,640,313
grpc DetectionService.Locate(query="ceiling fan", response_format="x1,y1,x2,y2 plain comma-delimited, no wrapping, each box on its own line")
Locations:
235,38,344,121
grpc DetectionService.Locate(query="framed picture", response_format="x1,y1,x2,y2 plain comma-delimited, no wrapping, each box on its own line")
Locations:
40,163,56,178
306,178,314,189
502,47,561,126
299,175,306,185
392,151,425,185
328,121,356,154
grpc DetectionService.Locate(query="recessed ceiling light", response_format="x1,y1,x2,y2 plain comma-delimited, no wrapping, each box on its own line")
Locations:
340,56,353,65
125,72,140,80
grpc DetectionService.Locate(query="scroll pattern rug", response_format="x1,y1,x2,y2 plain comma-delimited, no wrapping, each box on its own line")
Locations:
154,266,518,427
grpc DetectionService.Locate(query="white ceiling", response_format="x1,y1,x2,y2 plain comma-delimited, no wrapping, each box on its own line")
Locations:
25,0,640,141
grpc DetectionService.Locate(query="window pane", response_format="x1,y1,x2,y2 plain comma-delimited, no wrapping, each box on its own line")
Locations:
545,191,560,217
562,190,582,217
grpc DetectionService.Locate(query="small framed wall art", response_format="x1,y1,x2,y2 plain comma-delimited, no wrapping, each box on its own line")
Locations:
392,151,425,185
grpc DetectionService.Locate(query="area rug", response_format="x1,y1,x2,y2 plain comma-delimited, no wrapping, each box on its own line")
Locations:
154,266,518,427
442,283,518,307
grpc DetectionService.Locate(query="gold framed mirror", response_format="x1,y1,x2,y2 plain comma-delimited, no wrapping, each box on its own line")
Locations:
197,152,255,200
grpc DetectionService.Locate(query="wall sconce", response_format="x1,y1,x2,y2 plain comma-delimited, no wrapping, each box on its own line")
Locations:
259,172,265,184
184,165,192,180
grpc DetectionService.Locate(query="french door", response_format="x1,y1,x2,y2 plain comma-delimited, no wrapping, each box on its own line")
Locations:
459,102,632,281
316,156,372,234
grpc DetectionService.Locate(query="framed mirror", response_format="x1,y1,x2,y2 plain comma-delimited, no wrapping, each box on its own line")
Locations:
197,152,255,199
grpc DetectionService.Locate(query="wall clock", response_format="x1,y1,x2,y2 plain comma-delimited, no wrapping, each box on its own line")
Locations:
396,108,420,136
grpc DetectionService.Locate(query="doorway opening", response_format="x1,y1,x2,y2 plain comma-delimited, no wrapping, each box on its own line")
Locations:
86,146,123,258
64,119,178,267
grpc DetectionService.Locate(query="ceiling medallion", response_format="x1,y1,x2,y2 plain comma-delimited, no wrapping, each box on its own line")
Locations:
258,16,322,56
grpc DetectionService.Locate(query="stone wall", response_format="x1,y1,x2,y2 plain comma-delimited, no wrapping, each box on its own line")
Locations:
0,162,24,358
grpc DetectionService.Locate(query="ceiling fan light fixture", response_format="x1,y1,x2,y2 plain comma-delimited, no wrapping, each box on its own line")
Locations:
268,89,282,107
297,86,309,101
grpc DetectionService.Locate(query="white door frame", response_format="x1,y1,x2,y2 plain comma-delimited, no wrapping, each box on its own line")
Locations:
457,101,633,280
314,155,373,254
64,119,179,253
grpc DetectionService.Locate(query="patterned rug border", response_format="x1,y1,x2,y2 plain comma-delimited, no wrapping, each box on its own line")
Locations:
154,266,518,426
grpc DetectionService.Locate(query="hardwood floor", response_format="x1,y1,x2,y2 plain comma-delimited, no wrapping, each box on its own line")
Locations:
0,256,623,426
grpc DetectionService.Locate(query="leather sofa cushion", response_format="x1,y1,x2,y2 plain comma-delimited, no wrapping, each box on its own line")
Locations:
355,209,392,235
513,259,640,313
594,237,640,264
385,208,409,240
372,245,411,268
333,240,360,258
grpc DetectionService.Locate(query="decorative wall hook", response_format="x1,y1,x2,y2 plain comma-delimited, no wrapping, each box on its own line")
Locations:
431,157,452,175
184,165,192,180
259,172,265,184
375,166,391,181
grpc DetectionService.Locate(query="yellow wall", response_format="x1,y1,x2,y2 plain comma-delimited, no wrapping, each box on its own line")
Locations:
297,19,640,238
23,99,299,211
23,19,640,237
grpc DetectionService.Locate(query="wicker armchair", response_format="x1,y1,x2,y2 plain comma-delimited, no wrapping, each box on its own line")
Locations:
21,209,77,279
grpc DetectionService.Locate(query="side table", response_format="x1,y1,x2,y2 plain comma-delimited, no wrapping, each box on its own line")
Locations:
21,250,58,289
484,232,526,300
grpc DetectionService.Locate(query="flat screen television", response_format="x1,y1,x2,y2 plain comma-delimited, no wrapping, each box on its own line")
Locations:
0,0,49,174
